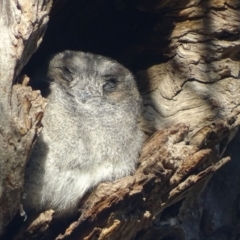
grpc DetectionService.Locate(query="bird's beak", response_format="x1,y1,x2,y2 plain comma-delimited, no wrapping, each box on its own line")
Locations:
79,91,92,103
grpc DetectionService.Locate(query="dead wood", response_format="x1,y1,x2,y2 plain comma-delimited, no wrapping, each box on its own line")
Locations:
0,0,51,234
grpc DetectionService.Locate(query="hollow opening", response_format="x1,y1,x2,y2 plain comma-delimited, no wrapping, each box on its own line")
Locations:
24,0,172,78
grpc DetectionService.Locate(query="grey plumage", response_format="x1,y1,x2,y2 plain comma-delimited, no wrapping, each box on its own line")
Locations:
23,50,145,216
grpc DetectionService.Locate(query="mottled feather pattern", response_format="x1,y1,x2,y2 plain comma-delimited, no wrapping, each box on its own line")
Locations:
23,51,145,216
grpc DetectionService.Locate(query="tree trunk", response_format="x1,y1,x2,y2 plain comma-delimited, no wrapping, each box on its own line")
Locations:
0,0,50,234
1,0,240,239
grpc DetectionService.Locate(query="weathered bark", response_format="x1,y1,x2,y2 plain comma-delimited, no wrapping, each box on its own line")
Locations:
1,0,240,239
0,0,51,234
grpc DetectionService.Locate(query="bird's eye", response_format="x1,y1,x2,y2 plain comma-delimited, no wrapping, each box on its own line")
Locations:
103,77,118,93
61,67,73,82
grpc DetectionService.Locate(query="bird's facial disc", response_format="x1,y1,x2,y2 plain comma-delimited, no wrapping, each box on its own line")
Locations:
49,51,137,104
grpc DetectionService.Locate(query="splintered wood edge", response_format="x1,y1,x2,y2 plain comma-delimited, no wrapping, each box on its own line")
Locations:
12,82,47,131
10,83,47,163
1,83,47,232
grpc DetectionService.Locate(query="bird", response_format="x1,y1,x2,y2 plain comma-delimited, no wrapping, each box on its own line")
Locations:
23,50,145,217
